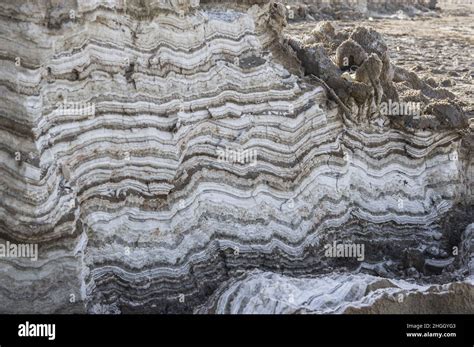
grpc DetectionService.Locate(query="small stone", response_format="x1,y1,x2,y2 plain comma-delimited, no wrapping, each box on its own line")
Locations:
406,267,420,278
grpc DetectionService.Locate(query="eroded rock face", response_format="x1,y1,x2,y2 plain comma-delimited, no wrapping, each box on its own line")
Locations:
0,0,472,314
286,22,469,130
335,39,368,69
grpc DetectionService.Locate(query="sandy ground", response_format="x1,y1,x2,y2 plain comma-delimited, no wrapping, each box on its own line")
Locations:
285,4,474,116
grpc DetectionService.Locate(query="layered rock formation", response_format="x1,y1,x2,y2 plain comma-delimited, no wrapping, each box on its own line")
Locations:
0,0,472,313
197,270,474,314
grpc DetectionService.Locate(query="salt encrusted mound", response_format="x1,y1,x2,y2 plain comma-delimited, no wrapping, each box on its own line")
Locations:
0,0,472,313
285,23,469,130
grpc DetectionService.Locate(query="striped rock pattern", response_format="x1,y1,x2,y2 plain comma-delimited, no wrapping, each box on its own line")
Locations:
0,0,472,313
196,269,474,314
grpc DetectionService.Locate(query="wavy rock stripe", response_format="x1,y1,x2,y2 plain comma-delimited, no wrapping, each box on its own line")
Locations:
196,269,474,314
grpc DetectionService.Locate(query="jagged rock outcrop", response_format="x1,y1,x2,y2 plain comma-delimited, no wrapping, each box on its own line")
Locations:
0,0,472,313
285,22,469,131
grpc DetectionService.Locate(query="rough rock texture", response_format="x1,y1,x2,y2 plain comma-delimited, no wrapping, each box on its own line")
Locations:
0,0,472,314
285,22,469,130
197,270,474,314
282,0,441,22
